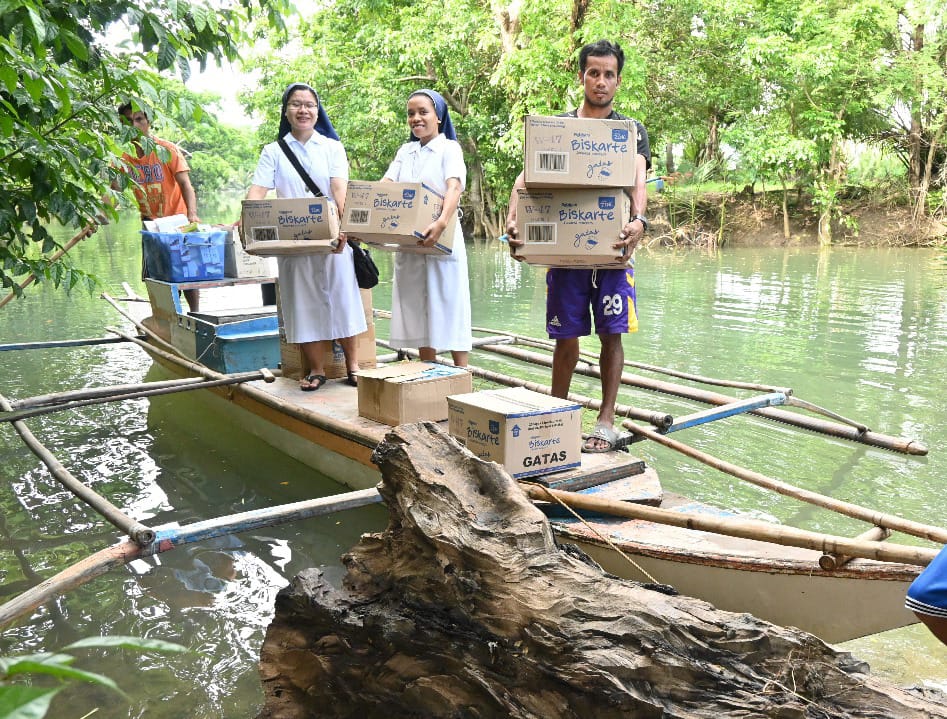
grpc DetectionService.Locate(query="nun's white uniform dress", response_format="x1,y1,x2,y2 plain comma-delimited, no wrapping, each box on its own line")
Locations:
383,134,472,352
251,133,366,344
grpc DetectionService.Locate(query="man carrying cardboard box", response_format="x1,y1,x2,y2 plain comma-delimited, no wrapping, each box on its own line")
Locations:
505,39,652,453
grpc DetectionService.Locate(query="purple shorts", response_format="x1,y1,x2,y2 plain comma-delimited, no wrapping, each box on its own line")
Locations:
546,263,638,338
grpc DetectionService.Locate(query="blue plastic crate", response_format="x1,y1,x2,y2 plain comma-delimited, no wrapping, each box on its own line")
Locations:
142,230,227,282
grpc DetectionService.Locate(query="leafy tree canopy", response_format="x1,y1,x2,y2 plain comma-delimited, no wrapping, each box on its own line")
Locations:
0,0,288,297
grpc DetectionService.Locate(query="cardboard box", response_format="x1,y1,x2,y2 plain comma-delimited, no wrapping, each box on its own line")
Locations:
341,181,456,255
224,229,275,278
279,324,377,380
447,387,582,478
357,361,472,425
240,198,340,256
278,288,375,380
514,188,632,268
524,115,637,188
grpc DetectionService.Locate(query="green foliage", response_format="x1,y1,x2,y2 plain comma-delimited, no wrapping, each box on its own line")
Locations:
0,0,289,297
0,636,188,719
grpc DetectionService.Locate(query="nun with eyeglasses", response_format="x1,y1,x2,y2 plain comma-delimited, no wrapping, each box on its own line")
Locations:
380,88,472,368
245,83,366,392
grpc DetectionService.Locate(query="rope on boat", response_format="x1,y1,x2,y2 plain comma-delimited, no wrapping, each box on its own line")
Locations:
783,395,869,434
101,292,193,363
0,391,156,546
526,483,658,583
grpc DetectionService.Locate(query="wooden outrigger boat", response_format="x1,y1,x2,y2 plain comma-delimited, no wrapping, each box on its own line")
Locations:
1,274,942,643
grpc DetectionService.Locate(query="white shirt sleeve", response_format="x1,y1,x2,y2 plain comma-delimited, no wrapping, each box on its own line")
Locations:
442,140,466,191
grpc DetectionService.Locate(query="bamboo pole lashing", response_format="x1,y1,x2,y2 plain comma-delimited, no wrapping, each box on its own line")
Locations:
819,527,892,571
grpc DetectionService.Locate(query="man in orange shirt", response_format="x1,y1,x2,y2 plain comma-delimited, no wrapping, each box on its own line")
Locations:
118,103,201,310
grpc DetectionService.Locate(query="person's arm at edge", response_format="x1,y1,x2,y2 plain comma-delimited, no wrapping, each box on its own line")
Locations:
505,170,526,257
618,151,649,255
175,171,199,223
420,177,462,247
245,185,269,201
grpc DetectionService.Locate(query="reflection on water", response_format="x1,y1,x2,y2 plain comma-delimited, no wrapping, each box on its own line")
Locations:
2,228,947,715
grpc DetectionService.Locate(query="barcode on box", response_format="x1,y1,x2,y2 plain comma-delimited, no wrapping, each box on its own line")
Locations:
535,152,568,173
526,223,556,244
348,209,370,225
252,226,279,242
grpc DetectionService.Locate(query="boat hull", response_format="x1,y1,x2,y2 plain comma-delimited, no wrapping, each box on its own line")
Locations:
552,498,919,643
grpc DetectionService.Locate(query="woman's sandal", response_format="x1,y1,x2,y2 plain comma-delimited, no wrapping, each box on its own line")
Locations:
345,371,358,388
300,374,327,392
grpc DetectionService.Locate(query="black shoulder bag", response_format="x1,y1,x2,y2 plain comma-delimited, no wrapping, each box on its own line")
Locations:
277,138,379,289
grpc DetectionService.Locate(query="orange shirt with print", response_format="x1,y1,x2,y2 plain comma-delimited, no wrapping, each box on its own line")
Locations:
122,137,190,220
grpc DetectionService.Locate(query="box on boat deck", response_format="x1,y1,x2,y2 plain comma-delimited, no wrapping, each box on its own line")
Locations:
277,288,376,381
141,229,227,282
523,114,638,189
447,387,582,478
341,181,456,255
240,197,340,256
513,188,632,268
224,228,276,278
357,361,472,426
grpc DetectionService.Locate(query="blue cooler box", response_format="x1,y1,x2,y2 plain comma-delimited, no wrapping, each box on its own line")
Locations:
142,230,227,282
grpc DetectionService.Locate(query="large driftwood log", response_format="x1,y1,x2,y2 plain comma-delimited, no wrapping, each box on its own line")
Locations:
257,423,947,718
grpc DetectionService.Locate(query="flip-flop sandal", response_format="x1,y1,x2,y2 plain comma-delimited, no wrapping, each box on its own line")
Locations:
300,374,327,392
345,371,358,387
582,422,632,453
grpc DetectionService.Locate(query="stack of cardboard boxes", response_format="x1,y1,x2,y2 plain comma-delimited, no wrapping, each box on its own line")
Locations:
514,115,637,268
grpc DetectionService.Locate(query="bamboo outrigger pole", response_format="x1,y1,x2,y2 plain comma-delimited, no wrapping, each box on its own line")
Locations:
0,392,156,546
0,370,276,424
380,344,946,545
0,223,98,310
474,341,926,455
0,488,382,629
620,418,947,545
520,483,938,567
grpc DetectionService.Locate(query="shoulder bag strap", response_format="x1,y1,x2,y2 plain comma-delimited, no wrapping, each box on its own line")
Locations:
277,137,324,197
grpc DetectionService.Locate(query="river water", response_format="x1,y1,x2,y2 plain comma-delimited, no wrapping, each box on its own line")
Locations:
1,212,946,717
